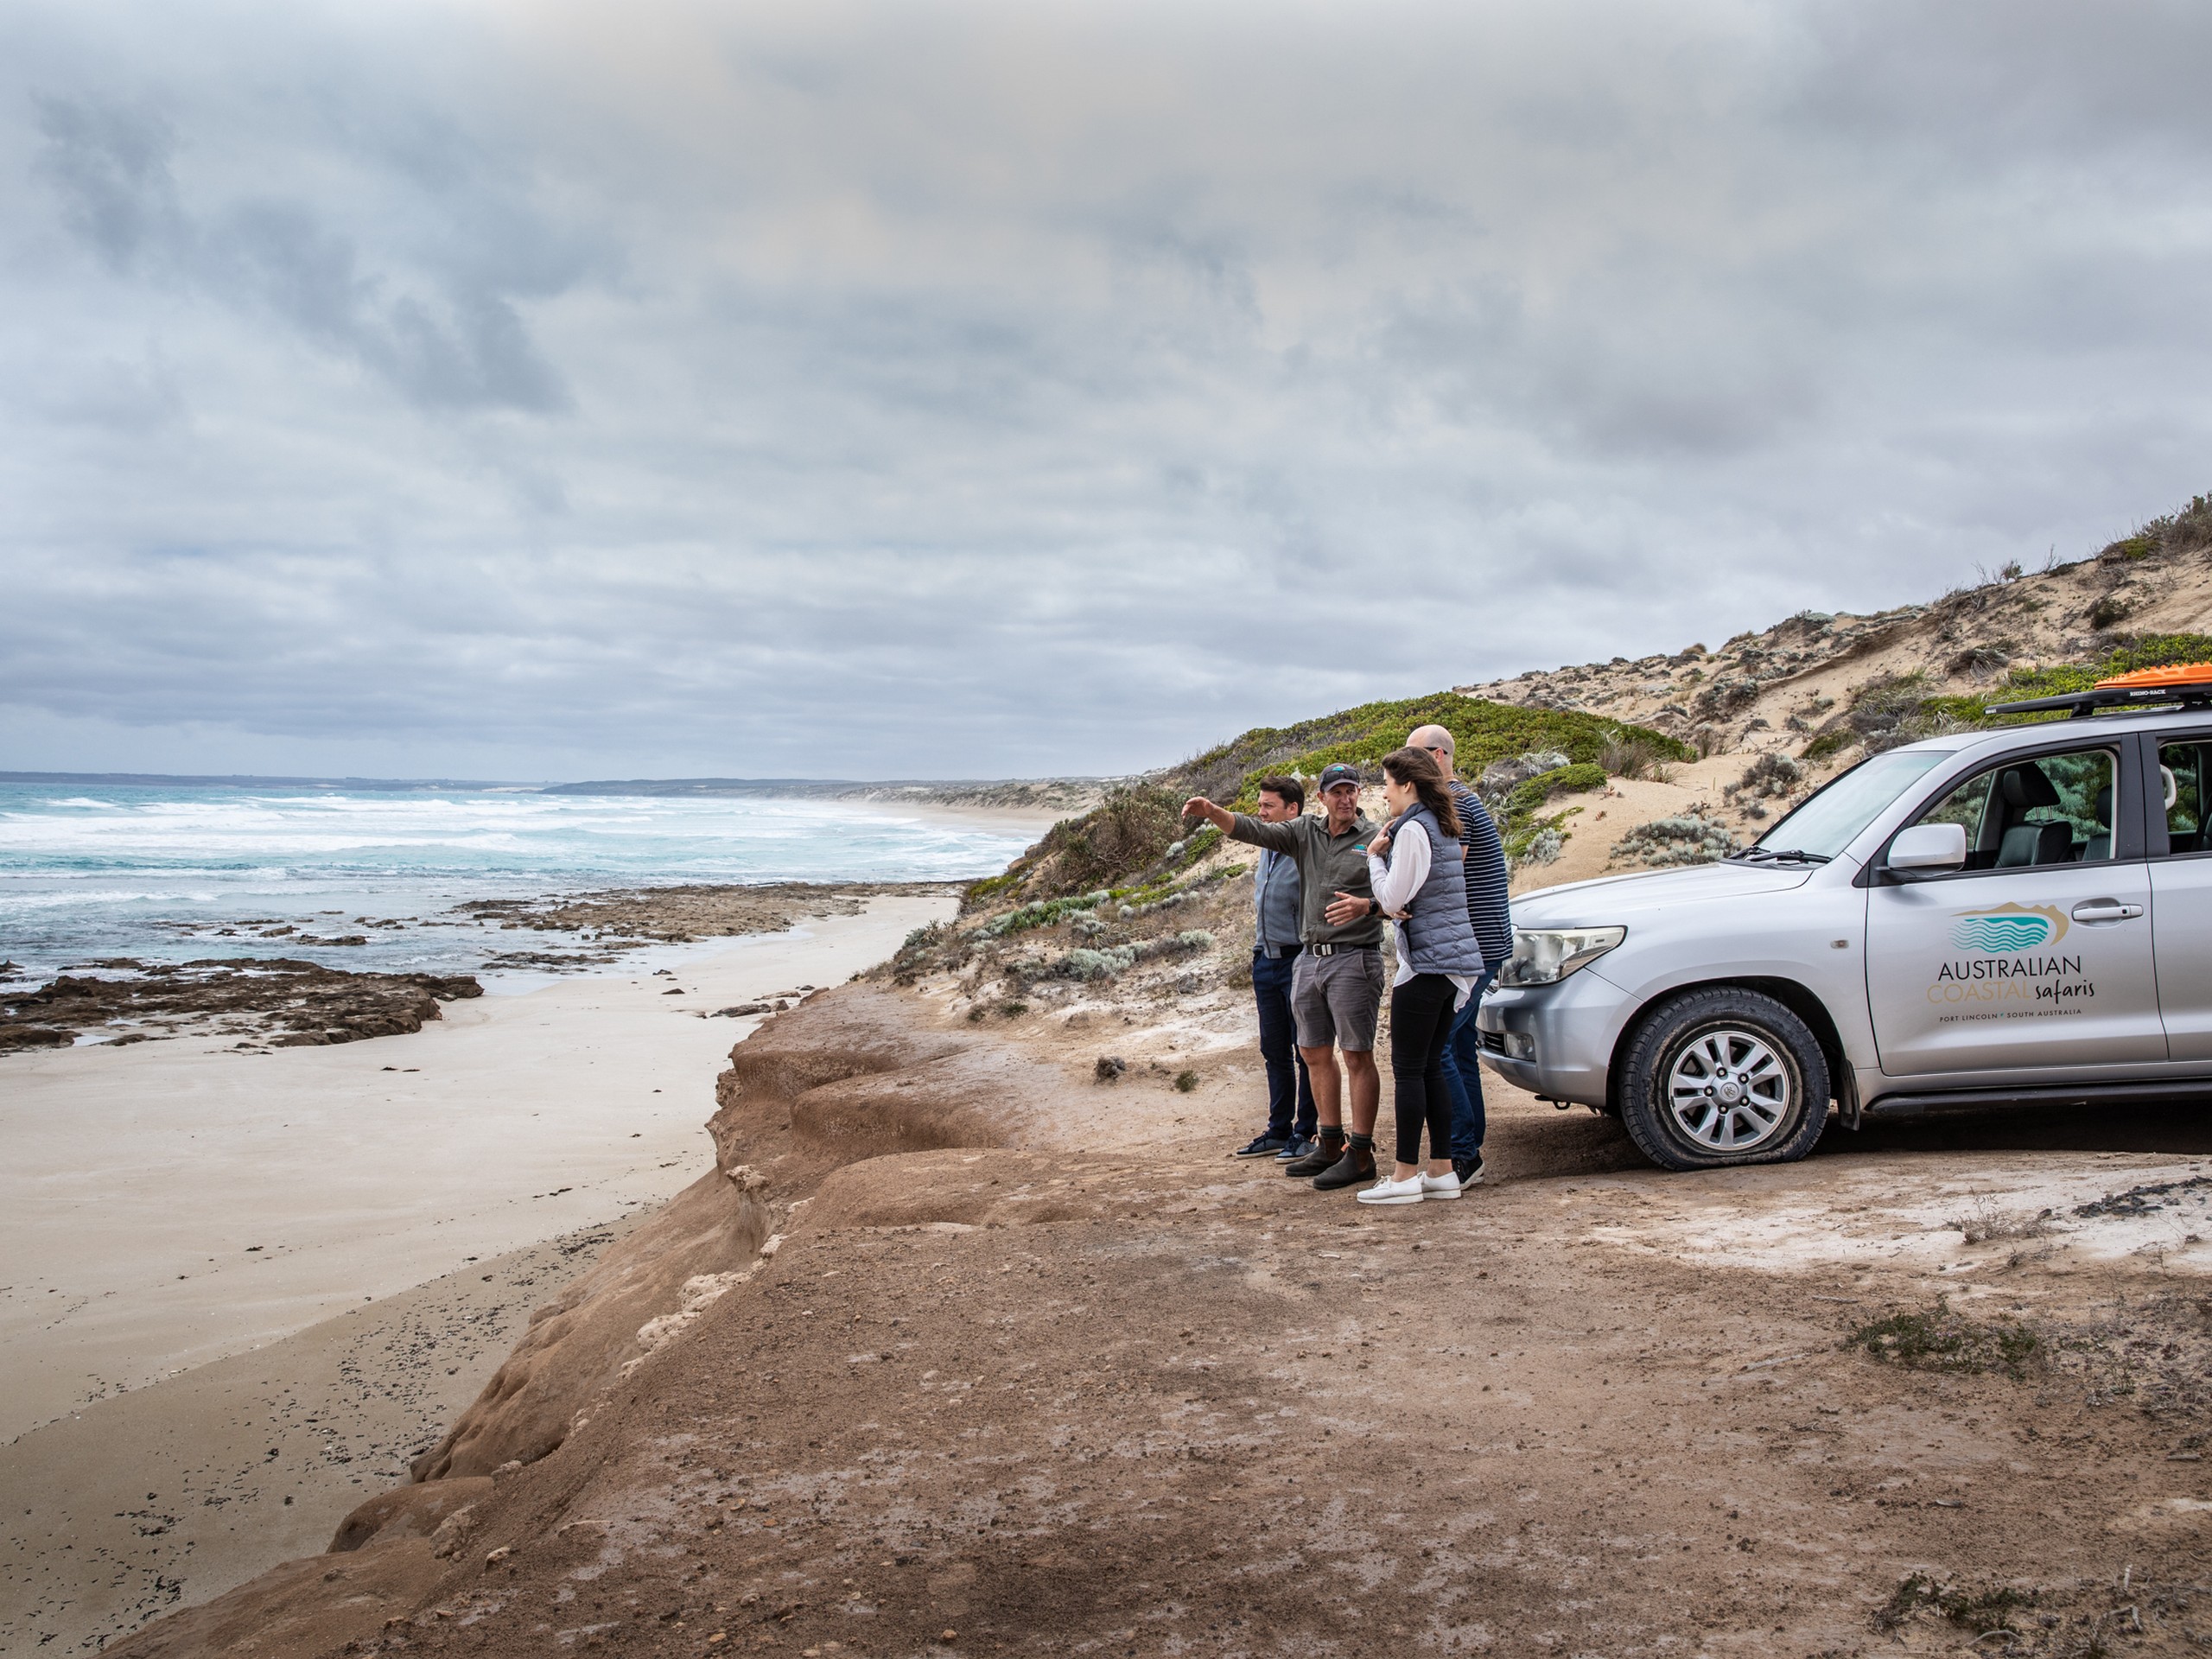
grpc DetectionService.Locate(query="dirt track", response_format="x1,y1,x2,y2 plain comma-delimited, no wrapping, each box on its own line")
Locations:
109,978,2212,1659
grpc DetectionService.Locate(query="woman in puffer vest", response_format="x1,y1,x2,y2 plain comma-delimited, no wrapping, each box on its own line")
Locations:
1355,747,1485,1205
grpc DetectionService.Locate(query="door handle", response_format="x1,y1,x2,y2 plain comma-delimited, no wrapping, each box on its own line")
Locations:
2070,900,2145,922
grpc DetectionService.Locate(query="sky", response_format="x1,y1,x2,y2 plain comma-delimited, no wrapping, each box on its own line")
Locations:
5,0,2212,783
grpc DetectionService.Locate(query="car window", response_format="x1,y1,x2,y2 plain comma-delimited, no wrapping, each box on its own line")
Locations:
1750,748,1948,860
2158,740,2208,854
1908,747,2117,868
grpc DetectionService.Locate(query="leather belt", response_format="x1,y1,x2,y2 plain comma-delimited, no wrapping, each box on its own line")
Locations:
1306,942,1379,957
1255,943,1303,959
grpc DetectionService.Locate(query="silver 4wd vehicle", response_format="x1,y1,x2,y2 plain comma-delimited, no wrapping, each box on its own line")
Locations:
1478,676,2212,1170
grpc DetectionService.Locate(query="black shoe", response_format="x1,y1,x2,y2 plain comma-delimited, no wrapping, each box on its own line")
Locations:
1311,1144,1376,1192
1274,1135,1314,1163
1283,1138,1344,1177
1233,1133,1290,1159
1452,1154,1485,1187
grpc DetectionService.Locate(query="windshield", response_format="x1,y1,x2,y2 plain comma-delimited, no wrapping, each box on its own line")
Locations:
1747,748,1950,861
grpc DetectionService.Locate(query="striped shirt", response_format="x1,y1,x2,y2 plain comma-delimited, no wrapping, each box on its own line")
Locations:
1448,780,1514,969
1253,848,1301,951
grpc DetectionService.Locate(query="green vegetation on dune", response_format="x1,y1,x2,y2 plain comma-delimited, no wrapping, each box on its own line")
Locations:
1837,633,2212,754
1961,631,2212,714
961,694,1679,912
1168,690,1689,807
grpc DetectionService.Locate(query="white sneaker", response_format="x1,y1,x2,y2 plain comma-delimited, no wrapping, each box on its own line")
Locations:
1356,1172,1425,1205
1420,1171,1463,1200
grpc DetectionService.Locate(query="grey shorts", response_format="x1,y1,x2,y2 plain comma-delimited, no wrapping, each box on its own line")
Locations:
1290,948,1385,1052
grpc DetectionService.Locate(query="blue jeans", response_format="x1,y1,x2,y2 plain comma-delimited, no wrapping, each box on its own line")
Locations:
1438,966,1498,1160
1252,950,1316,1141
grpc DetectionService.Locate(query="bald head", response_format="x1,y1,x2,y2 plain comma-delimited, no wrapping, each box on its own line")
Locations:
1408,724,1456,781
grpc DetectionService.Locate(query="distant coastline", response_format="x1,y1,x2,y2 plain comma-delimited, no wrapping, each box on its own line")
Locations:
2,769,1119,810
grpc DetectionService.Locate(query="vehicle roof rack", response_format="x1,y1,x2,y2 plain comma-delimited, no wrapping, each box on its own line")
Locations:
1986,662,2212,719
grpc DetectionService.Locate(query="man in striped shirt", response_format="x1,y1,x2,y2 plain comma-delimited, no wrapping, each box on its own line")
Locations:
1408,725,1513,1186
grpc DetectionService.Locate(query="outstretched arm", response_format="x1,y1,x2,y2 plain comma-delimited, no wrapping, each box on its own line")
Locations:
1186,798,1300,854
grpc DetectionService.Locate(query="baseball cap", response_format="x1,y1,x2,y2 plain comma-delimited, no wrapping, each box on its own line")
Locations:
1317,763,1363,792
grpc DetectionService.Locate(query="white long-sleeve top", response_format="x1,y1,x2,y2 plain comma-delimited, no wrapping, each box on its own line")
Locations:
1368,823,1476,1008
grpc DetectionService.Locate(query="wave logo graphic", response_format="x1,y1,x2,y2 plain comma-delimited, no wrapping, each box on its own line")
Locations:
1949,902,2069,952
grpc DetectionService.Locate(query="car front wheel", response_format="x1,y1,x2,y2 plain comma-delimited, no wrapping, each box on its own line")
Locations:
1615,987,1830,1171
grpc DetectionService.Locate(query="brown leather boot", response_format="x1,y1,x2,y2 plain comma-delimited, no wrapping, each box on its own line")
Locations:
1282,1131,1344,1177
1311,1141,1377,1192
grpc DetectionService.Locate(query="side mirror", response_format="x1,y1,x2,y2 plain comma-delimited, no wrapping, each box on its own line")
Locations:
1888,821,1968,873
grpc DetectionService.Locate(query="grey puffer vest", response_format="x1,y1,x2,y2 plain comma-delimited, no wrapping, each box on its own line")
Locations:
1395,804,1485,977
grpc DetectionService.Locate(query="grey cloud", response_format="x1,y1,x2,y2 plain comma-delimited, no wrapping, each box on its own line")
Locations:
5,2,2212,780
32,91,572,415
32,95,183,273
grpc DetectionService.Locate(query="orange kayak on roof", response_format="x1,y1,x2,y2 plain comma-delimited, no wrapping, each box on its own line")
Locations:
2094,662,2212,690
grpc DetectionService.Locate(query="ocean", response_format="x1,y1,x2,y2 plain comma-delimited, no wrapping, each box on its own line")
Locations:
0,781,1039,984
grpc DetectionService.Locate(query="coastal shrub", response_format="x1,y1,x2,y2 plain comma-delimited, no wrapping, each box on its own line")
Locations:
978,890,1113,938
1724,753,1802,804
960,868,1027,912
1049,929,1213,982
1515,825,1564,866
1846,672,1945,753
1800,728,1855,763
1504,763,1606,819
1059,947,1135,980
1475,748,1571,804
1690,677,1761,721
1611,812,1737,868
2098,495,2212,563
1024,787,1185,898
1599,732,1671,780
2086,593,2132,631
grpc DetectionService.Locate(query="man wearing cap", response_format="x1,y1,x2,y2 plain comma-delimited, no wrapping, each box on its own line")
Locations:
1183,763,1386,1192
1406,724,1513,1187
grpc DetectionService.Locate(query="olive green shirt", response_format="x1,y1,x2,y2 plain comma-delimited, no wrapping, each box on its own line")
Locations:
1225,810,1385,948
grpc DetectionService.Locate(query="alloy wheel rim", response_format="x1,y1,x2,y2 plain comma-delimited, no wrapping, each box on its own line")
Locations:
1665,1027,1792,1152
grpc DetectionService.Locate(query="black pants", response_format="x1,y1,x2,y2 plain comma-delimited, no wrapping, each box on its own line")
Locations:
1252,949,1316,1140
1389,972,1459,1166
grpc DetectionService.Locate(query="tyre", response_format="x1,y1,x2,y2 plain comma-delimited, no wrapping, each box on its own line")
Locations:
1615,987,1830,1172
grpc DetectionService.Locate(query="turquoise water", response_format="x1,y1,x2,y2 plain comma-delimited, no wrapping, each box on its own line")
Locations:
0,784,1034,982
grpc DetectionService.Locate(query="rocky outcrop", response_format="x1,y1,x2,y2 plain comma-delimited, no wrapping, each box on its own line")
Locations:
0,959,480,1051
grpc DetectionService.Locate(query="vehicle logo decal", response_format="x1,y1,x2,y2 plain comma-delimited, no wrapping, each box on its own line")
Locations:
1948,902,2069,953
1928,901,2092,1018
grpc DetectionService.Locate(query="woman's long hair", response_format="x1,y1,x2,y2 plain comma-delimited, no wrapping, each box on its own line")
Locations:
1380,747,1461,838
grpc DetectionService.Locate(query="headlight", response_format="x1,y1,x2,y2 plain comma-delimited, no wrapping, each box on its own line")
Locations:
1497,926,1626,988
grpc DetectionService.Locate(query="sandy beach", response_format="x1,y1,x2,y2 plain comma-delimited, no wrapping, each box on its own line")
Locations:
0,893,956,1442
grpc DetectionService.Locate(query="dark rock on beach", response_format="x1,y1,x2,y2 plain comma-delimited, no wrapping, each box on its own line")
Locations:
0,959,483,1053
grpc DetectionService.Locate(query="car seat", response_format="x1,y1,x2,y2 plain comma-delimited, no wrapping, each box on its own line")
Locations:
2081,785,2112,861
1997,822,2073,867
1993,764,2069,867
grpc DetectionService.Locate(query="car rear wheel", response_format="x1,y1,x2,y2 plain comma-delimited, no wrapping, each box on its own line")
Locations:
1616,987,1830,1171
